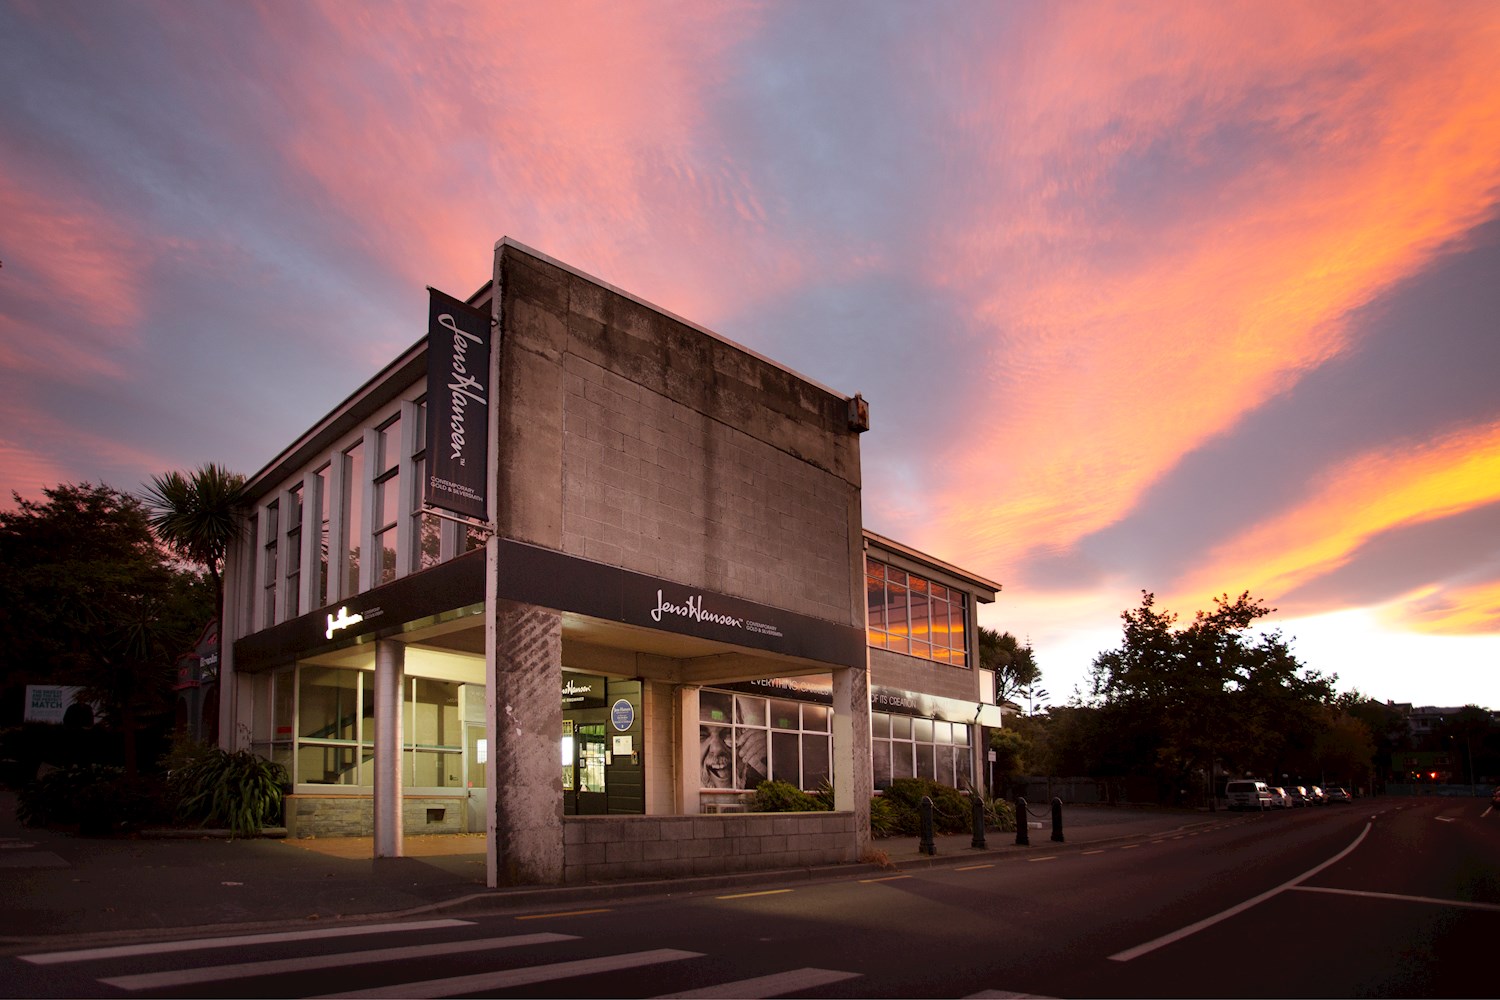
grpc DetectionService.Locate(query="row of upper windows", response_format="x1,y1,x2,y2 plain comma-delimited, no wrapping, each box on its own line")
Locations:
252,395,482,630
866,557,970,667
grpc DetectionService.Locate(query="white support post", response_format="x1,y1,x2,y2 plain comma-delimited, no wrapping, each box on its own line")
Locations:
373,639,404,858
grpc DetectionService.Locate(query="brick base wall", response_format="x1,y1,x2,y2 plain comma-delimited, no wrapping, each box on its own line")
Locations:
561,812,857,884
285,794,469,838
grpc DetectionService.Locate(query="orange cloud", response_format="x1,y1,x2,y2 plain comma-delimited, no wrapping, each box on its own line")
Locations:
919,3,1500,579
1395,580,1500,635
1172,419,1500,614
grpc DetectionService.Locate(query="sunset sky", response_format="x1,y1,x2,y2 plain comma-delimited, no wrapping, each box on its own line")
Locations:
3,1,1498,709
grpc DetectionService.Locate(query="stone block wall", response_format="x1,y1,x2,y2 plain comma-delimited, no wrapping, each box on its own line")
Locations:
561,811,857,884
285,794,469,838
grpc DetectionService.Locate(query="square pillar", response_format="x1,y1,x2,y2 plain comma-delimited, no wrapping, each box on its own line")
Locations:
487,599,564,886
676,685,701,814
373,638,404,858
832,661,872,858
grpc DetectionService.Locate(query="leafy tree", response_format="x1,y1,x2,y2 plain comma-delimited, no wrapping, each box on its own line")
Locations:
141,462,248,624
1434,705,1493,789
1087,591,1337,804
0,484,211,774
1311,710,1376,792
980,627,1039,706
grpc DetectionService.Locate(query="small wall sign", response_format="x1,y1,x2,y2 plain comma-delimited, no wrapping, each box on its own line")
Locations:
611,698,635,732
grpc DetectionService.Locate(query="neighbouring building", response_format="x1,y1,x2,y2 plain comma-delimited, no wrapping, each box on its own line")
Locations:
220,239,1002,886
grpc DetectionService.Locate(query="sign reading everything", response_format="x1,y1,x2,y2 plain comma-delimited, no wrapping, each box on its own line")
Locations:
424,287,492,522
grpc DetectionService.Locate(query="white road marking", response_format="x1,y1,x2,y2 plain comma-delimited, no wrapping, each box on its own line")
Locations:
963,991,1058,998
1109,822,1372,962
652,967,860,998
100,933,576,991
19,918,474,965
1290,885,1500,913
313,948,702,999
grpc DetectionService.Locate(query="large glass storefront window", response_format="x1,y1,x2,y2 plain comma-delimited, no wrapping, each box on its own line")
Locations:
248,664,470,789
871,710,972,791
699,690,831,794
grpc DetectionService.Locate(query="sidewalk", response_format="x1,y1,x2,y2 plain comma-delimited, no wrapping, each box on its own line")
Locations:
0,791,1221,949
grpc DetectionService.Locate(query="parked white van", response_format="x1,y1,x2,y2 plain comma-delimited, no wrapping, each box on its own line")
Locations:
1225,780,1273,811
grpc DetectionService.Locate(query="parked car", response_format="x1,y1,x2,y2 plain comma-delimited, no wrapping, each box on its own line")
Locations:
1308,785,1327,805
1268,786,1293,809
1285,785,1311,807
1226,779,1274,810
1325,786,1352,803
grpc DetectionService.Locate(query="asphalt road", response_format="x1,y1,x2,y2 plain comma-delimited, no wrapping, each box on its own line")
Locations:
6,797,1495,998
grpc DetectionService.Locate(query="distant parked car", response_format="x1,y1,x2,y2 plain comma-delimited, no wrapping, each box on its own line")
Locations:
1268,786,1293,809
1308,786,1327,805
1325,786,1352,803
1285,785,1311,807
1226,779,1273,811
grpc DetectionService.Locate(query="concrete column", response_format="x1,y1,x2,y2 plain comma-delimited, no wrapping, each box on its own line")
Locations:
373,639,404,858
676,685,701,814
832,661,872,858
487,599,564,886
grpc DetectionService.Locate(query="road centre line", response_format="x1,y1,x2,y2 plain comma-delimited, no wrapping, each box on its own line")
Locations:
1083,850,1106,855
859,875,910,883
19,919,474,965
1109,822,1372,962
956,864,995,871
1119,844,1139,849
1028,856,1057,862
1289,885,1500,912
516,908,612,920
100,933,577,991
717,889,793,900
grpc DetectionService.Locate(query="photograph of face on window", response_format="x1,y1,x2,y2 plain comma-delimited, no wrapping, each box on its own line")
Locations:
700,724,733,788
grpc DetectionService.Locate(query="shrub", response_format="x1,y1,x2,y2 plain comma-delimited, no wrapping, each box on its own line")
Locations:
986,796,1017,832
877,778,976,835
170,747,288,837
868,794,899,837
751,779,827,813
16,763,166,833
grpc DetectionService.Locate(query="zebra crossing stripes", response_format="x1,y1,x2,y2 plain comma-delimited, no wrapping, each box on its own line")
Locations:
98,932,577,991
311,948,704,999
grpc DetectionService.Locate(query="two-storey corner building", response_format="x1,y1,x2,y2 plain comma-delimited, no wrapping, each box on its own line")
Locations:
219,239,1002,887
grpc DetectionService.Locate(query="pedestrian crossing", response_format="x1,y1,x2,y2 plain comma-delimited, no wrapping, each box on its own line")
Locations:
17,919,866,999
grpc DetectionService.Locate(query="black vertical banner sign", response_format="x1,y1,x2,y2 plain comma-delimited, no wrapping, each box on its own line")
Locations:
424,288,492,522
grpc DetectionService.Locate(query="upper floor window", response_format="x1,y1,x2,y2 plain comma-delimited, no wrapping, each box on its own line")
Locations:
262,501,279,627
284,484,303,618
866,558,968,667
373,415,401,586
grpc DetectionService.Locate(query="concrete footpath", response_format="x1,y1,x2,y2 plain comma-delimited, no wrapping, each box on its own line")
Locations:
0,790,1224,949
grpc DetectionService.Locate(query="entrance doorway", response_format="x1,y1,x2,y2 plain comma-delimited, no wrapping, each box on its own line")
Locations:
563,717,607,815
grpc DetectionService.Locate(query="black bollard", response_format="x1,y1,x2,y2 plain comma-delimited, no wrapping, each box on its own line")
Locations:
919,795,937,856
1015,795,1029,846
1051,797,1065,842
972,795,987,850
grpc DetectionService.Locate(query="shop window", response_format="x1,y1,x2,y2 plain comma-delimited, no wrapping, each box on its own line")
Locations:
373,416,400,586
865,557,970,667
342,440,364,597
284,484,303,618
871,710,974,792
261,501,278,627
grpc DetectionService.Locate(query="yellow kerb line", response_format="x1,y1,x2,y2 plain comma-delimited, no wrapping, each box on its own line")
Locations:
716,889,794,900
515,908,612,920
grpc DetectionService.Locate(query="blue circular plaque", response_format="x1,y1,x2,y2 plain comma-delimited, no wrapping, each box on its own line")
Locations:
611,698,635,732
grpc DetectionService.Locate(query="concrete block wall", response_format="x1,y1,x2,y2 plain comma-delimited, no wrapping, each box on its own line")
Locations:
561,811,857,884
870,647,980,703
285,794,469,838
498,245,864,628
